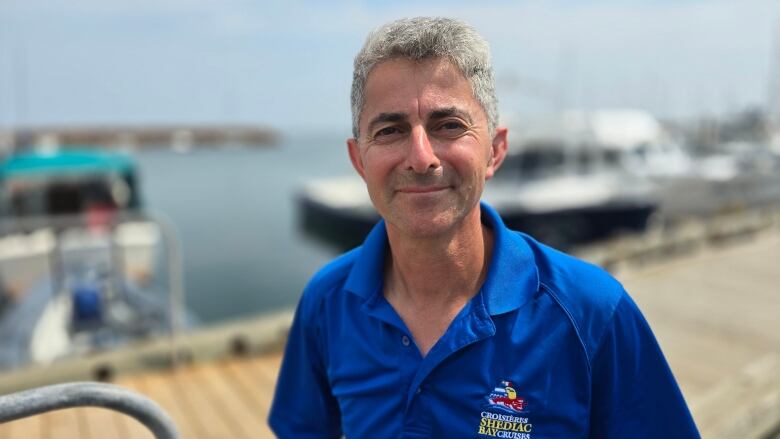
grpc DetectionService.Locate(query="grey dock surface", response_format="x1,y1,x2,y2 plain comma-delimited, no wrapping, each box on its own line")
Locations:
620,230,780,438
1,224,778,438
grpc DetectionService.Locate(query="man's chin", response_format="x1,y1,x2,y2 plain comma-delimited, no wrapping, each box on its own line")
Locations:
384,209,460,240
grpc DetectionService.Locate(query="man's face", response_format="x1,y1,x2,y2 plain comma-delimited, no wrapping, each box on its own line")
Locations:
348,57,507,239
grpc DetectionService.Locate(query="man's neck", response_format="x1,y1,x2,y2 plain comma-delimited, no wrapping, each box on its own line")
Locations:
384,206,492,309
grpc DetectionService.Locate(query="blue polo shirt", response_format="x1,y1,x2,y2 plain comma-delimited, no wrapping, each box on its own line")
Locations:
269,203,699,438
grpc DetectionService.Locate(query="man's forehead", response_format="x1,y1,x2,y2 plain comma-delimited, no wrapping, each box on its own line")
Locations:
364,57,466,95
361,57,480,125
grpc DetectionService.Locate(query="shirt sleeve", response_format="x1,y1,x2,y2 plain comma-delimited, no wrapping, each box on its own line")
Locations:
589,292,700,438
268,291,343,438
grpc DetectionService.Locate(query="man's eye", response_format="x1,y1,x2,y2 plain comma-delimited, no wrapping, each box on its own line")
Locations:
374,126,401,138
437,121,467,135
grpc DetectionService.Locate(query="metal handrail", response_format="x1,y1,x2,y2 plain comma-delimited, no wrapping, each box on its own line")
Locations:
149,209,187,366
0,382,180,438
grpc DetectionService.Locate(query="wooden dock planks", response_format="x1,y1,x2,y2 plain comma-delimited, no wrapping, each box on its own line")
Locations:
0,356,282,439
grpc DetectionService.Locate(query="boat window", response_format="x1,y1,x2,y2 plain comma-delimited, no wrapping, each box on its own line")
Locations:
603,149,621,165
496,141,566,179
575,146,599,173
3,177,119,217
5,182,47,217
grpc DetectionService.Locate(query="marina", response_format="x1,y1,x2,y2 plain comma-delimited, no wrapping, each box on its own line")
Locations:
1,2,779,437
0,208,778,438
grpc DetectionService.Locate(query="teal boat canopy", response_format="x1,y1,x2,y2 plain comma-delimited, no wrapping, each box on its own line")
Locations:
1,150,136,180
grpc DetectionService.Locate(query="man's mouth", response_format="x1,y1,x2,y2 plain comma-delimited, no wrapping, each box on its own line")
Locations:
397,186,449,194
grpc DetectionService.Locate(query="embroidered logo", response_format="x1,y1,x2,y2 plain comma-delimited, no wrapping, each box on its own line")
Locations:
477,380,533,438
486,380,526,413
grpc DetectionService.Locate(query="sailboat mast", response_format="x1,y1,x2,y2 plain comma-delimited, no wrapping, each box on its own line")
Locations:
768,19,780,122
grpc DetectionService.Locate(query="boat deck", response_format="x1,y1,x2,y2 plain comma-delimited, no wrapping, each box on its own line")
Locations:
1,227,779,438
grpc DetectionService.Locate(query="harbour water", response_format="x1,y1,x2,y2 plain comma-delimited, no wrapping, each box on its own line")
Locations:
134,134,355,324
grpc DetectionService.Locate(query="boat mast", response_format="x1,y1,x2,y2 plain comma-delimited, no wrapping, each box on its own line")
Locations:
768,19,780,122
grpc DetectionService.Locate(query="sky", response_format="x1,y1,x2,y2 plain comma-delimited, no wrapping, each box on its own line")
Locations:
0,0,779,136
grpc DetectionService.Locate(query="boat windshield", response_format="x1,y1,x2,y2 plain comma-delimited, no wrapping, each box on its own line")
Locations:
496,143,566,180
2,175,134,218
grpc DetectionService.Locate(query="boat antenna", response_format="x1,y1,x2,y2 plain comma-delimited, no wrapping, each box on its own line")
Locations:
768,18,780,122
10,24,31,154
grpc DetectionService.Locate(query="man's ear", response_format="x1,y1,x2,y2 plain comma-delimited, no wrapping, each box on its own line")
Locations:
486,126,508,180
347,137,366,180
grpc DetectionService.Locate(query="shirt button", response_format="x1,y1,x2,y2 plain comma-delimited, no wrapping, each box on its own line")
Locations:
401,335,411,347
415,387,422,394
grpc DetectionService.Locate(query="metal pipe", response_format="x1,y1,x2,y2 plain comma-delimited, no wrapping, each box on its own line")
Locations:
144,209,187,366
0,381,180,439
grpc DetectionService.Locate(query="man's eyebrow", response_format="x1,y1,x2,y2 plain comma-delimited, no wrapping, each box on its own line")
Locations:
367,112,407,134
429,107,473,124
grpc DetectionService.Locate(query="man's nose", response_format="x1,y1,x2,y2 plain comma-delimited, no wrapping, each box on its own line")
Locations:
405,126,441,174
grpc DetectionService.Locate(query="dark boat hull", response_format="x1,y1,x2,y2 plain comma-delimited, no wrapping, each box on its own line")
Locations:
500,203,655,249
298,194,379,251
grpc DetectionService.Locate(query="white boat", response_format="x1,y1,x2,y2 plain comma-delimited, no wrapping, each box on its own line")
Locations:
505,110,780,223
0,149,189,370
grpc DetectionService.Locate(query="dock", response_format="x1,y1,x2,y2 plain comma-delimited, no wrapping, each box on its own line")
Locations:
620,230,780,438
0,213,779,438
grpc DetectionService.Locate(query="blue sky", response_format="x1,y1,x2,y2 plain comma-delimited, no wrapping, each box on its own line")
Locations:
0,0,778,136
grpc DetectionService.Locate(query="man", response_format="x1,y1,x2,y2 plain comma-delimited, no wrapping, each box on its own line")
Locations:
269,17,699,438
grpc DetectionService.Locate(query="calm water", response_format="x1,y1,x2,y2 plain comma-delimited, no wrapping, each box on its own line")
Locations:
135,135,356,324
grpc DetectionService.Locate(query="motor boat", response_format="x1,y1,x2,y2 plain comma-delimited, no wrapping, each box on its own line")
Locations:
0,149,190,370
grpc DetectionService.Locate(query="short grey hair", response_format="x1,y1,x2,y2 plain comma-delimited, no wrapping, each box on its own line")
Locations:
351,17,498,139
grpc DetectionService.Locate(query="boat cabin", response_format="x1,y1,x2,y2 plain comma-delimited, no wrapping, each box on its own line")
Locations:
0,150,141,223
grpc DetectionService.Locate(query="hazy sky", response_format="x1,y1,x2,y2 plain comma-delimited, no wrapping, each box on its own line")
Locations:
1,0,778,136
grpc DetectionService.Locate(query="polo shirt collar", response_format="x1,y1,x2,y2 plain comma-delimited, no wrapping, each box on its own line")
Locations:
479,202,540,315
343,217,388,300
343,202,540,315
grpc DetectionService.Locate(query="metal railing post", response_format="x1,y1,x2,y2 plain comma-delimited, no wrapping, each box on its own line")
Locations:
144,209,187,366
